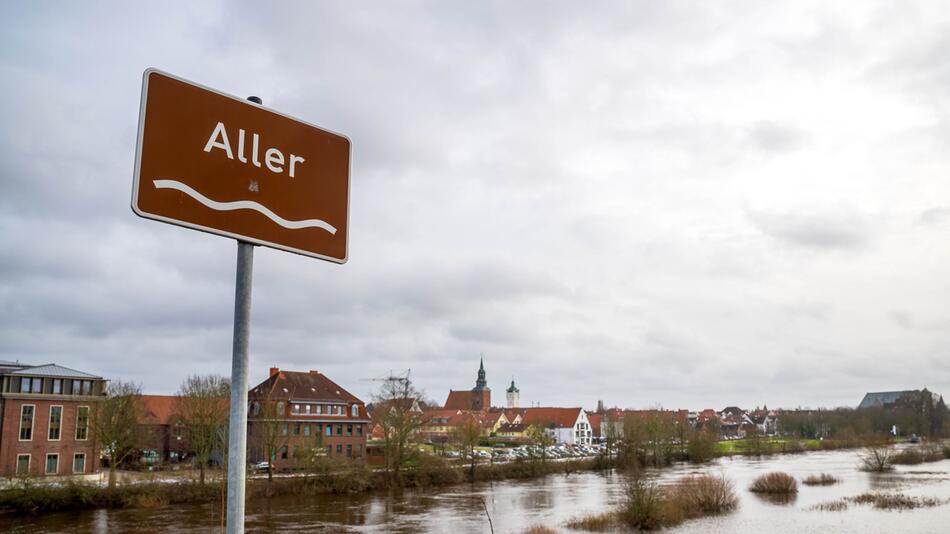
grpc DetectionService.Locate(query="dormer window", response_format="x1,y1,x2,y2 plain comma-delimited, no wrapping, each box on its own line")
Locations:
351,405,359,417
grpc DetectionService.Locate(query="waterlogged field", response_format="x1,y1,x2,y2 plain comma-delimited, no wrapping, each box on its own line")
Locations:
5,448,950,533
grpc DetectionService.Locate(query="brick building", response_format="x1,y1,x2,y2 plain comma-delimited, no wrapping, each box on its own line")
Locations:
0,361,105,477
247,367,370,469
138,395,189,465
443,358,491,411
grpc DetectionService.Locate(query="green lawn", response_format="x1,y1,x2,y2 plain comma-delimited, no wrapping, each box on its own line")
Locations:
715,438,822,454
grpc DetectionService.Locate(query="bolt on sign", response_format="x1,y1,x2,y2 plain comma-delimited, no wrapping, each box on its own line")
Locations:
132,68,350,263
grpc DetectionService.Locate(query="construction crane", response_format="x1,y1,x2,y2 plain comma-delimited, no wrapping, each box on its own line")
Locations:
360,369,411,385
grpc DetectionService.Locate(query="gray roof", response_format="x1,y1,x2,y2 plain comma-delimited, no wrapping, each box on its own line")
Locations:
858,390,917,409
8,364,101,379
0,360,27,368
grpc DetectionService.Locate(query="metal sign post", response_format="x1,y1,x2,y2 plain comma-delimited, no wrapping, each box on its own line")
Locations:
132,70,350,533
226,239,254,533
225,94,264,534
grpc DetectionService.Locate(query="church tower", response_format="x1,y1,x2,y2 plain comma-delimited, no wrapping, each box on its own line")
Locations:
506,378,520,408
471,356,491,410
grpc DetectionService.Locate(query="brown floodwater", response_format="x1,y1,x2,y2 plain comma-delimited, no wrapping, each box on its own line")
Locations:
6,448,950,533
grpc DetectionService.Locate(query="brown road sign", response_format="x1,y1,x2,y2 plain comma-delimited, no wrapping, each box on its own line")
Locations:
132,68,350,263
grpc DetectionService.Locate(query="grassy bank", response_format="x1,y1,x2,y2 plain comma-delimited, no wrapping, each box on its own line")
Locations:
0,456,608,515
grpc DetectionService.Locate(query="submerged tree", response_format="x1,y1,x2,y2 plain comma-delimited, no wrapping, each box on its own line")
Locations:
174,374,230,484
90,380,144,488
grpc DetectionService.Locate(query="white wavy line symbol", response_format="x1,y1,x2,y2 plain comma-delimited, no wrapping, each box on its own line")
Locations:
153,179,337,234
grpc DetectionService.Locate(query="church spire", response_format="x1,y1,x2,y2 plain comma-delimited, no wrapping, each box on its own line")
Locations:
474,355,488,391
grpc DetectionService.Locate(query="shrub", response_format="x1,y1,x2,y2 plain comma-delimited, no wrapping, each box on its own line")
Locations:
686,431,718,463
619,471,666,530
403,454,462,488
521,527,560,534
802,474,839,486
749,472,797,494
859,444,893,472
891,448,923,465
668,474,738,516
564,512,617,531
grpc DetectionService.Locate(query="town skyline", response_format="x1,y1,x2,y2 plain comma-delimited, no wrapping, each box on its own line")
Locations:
3,2,950,412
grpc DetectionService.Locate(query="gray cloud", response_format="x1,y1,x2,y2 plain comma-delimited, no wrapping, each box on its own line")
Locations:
1,1,948,410
745,207,872,251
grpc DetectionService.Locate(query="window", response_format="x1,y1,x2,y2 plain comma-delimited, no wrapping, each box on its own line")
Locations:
280,446,288,460
16,454,30,475
336,405,343,415
276,401,285,415
351,404,359,417
326,445,332,456
303,424,311,437
292,404,300,414
294,423,301,435
31,378,43,394
249,401,260,416
305,404,311,414
346,444,352,458
76,406,89,441
82,380,93,395
52,379,62,394
336,424,342,436
48,406,62,440
73,453,86,474
19,405,34,440
19,377,31,393
325,425,332,437
280,423,288,436
45,454,59,475
336,444,342,455
356,444,363,457
346,424,352,436
315,404,322,415
357,424,363,436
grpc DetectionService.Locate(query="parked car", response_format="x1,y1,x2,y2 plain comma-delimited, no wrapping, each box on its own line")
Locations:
252,461,271,473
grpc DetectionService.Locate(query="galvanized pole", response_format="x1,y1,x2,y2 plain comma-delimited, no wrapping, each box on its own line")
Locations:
226,240,253,533
226,95,262,534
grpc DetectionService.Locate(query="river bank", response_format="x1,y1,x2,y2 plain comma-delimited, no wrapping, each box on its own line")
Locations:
4,448,950,533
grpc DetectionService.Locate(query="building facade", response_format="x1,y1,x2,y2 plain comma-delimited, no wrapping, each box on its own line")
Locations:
247,367,370,470
443,357,491,411
0,361,104,477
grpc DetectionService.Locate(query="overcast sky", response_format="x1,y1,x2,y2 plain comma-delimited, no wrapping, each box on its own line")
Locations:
2,1,949,411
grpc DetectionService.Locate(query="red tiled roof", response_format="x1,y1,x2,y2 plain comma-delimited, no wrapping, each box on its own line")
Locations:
443,390,476,410
249,368,363,404
140,395,178,426
521,407,583,429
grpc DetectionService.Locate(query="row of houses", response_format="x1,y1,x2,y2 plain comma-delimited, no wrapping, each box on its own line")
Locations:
4,353,933,477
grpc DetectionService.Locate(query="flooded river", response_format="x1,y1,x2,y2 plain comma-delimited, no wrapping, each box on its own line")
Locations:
7,448,950,533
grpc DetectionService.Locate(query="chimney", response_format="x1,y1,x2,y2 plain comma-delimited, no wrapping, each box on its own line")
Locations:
269,367,280,377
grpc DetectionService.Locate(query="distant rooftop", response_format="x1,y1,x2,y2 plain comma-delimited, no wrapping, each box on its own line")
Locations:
7,363,101,379
858,390,918,409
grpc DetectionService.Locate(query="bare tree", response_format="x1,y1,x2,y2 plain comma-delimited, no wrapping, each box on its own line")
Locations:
860,440,894,472
525,423,555,463
248,396,289,483
174,374,230,484
90,380,144,488
453,414,483,480
372,376,427,484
